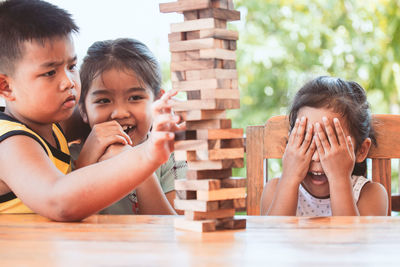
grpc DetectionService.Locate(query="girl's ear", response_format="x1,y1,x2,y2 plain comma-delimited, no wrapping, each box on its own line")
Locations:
156,89,165,100
355,137,371,163
78,104,89,124
0,74,15,101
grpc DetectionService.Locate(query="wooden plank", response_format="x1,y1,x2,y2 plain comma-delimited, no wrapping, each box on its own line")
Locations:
196,128,243,140
199,8,240,21
172,99,240,111
175,179,221,191
174,199,219,212
372,159,391,215
160,0,210,13
216,218,246,230
211,0,228,9
200,48,236,60
200,89,240,100
221,177,246,188
183,10,199,20
199,28,238,40
174,217,216,232
174,130,196,141
185,209,235,220
187,169,232,180
171,18,226,33
171,71,186,82
169,38,223,52
172,79,232,91
222,59,236,69
186,119,231,130
246,125,265,216
369,114,400,158
187,158,244,170
168,32,185,42
181,147,244,161
176,190,197,200
171,59,221,71
174,139,208,151
197,187,246,201
219,198,246,209
185,68,237,80
177,110,226,121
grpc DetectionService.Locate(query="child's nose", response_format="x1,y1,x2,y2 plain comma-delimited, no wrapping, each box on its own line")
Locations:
111,106,130,120
311,148,320,162
60,71,75,91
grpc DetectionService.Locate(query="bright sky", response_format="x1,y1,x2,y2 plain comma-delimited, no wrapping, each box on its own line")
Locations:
47,0,181,63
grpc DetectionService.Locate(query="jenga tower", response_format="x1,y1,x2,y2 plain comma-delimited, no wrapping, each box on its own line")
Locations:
160,0,246,232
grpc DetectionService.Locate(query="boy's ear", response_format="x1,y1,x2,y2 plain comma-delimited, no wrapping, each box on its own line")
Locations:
0,74,15,101
156,89,165,100
78,104,89,124
355,137,371,163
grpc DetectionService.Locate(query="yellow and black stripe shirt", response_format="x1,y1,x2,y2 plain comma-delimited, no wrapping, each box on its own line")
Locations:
0,112,71,213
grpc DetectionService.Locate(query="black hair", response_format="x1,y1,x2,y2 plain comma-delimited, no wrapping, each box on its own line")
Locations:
289,76,375,176
0,0,79,75
79,38,162,112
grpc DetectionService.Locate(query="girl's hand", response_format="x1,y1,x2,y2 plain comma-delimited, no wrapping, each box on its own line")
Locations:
75,121,132,168
314,117,355,183
145,90,185,166
281,116,315,185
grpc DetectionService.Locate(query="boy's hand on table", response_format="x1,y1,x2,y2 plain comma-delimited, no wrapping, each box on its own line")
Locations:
75,121,132,168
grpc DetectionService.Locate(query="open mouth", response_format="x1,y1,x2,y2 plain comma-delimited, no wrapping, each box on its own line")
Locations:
63,95,76,108
308,171,328,185
121,125,135,135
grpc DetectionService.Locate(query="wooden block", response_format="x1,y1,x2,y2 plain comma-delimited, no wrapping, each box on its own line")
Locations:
200,89,240,100
171,18,226,33
219,138,244,148
217,218,246,230
221,177,246,188
199,28,238,40
172,79,232,91
185,50,201,60
199,8,240,21
160,0,210,13
185,209,235,220
222,60,236,69
174,199,219,212
171,59,221,71
176,110,226,121
200,48,236,60
174,139,208,151
211,0,228,9
186,119,231,130
175,179,221,190
185,69,237,80
176,190,197,200
174,130,196,141
183,10,199,20
229,40,237,50
186,30,201,40
171,71,186,82
172,99,240,111
171,52,187,62
174,217,216,232
197,187,246,201
168,32,185,42
169,38,223,52
187,158,244,170
187,169,232,180
207,147,244,160
219,198,246,209
196,128,243,140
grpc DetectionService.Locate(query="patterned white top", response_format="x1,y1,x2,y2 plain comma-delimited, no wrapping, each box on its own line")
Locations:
296,175,369,216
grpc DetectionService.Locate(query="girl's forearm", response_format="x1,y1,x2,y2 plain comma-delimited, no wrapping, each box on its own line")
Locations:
329,177,359,216
136,174,176,215
267,178,300,216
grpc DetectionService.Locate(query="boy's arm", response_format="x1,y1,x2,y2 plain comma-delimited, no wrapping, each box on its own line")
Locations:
0,91,179,221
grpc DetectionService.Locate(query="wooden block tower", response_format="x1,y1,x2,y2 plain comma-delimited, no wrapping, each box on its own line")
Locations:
160,0,246,232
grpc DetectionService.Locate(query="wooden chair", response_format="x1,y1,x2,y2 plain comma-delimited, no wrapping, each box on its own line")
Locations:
246,114,400,216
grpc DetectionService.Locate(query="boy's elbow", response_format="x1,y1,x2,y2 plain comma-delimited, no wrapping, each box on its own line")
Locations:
45,196,86,222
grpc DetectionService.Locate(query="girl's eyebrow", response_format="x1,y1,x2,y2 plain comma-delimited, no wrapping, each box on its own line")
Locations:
126,87,146,93
90,89,111,96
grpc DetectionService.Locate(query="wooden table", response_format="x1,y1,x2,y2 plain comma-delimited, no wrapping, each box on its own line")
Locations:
0,215,399,266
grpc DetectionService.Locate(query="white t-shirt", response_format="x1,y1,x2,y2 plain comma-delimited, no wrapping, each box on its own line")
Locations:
296,175,369,216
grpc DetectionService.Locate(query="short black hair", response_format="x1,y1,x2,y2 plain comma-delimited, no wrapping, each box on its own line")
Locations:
289,76,375,176
0,0,79,75
79,38,162,112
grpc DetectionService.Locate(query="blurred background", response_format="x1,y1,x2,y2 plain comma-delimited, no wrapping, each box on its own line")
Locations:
16,0,399,200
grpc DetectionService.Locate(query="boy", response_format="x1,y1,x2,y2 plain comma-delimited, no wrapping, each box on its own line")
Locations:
0,0,181,221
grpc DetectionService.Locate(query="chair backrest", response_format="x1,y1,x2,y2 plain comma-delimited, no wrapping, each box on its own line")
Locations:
246,114,400,215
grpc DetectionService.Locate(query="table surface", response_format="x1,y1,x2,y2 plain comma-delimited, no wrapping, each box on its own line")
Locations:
0,214,399,266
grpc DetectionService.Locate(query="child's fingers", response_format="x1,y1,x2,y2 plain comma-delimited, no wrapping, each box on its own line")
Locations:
322,117,338,148
300,124,313,152
288,118,299,145
153,114,180,131
306,137,316,157
314,133,325,156
347,136,355,159
315,122,330,151
294,116,307,147
333,118,346,146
